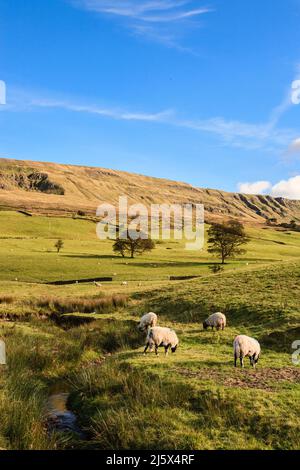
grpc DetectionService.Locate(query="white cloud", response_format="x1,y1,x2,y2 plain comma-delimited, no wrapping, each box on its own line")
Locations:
30,97,297,151
287,137,300,155
5,87,297,153
238,181,271,195
238,176,300,200
71,1,212,48
271,175,300,200
171,116,297,152
31,98,173,122
74,0,211,22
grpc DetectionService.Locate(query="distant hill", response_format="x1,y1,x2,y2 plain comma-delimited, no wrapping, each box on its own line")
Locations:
0,158,299,224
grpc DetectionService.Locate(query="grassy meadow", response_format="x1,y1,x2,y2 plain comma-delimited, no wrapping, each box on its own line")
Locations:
0,209,299,450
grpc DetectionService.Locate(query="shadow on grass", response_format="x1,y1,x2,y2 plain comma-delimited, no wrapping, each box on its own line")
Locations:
121,261,224,268
62,254,120,260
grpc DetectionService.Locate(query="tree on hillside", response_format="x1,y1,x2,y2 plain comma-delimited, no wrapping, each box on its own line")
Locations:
113,231,155,258
54,239,64,253
208,220,248,264
113,238,126,258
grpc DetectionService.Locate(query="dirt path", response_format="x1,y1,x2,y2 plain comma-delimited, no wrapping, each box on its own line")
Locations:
176,366,300,391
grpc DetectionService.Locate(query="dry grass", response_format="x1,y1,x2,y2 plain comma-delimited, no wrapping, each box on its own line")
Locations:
0,295,14,304
0,158,300,223
32,294,128,314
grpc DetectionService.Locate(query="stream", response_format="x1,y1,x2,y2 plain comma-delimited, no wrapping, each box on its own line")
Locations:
46,386,86,439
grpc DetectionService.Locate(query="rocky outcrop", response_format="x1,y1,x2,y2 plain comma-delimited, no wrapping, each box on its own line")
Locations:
0,170,64,195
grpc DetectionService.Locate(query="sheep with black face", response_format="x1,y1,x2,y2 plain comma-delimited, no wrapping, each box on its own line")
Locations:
233,335,261,368
144,327,179,356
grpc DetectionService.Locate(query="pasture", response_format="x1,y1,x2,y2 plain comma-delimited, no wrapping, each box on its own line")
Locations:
0,210,299,450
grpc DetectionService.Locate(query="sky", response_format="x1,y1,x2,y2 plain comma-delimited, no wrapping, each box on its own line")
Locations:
0,0,300,198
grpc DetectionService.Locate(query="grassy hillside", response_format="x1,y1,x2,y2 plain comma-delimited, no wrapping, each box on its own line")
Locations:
0,210,300,285
0,262,299,450
0,209,299,450
1,158,300,224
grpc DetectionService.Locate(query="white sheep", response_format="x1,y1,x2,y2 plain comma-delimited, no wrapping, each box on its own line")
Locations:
144,326,179,356
203,312,226,331
233,335,261,368
121,281,128,286
137,312,158,332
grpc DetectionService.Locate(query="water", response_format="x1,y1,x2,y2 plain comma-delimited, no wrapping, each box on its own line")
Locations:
47,388,85,438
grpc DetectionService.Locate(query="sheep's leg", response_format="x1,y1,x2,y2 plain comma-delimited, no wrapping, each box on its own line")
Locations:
234,353,238,368
143,344,149,355
165,345,170,356
240,354,244,368
155,345,159,356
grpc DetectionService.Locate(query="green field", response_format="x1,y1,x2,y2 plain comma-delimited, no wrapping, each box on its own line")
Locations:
0,210,299,450
1,210,300,285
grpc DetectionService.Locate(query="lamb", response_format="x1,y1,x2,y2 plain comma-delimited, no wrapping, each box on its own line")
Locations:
144,326,179,356
137,312,158,332
233,335,261,368
203,312,226,331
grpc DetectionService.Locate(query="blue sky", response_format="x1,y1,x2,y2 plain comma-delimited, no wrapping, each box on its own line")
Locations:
1,0,300,198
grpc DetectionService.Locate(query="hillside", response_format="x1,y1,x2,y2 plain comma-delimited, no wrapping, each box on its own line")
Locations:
1,261,299,449
0,158,300,224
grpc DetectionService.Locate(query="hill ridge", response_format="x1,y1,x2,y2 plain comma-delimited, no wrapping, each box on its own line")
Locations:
0,157,299,224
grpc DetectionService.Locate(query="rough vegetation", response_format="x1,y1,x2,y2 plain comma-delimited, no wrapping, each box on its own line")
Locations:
0,206,299,450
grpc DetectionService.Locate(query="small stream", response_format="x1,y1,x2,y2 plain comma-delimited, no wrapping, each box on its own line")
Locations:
46,386,86,439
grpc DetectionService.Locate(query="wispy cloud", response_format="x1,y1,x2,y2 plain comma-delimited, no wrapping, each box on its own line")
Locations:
71,0,212,48
32,98,173,122
4,86,297,153
73,0,210,22
172,115,297,152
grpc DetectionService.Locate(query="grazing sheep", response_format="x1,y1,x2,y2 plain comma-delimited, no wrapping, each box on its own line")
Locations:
233,335,261,368
203,312,226,331
121,281,128,286
144,326,179,356
94,281,102,287
138,312,158,332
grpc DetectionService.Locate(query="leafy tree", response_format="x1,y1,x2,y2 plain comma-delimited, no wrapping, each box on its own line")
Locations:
54,239,64,253
113,239,126,258
208,220,248,264
113,231,155,258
